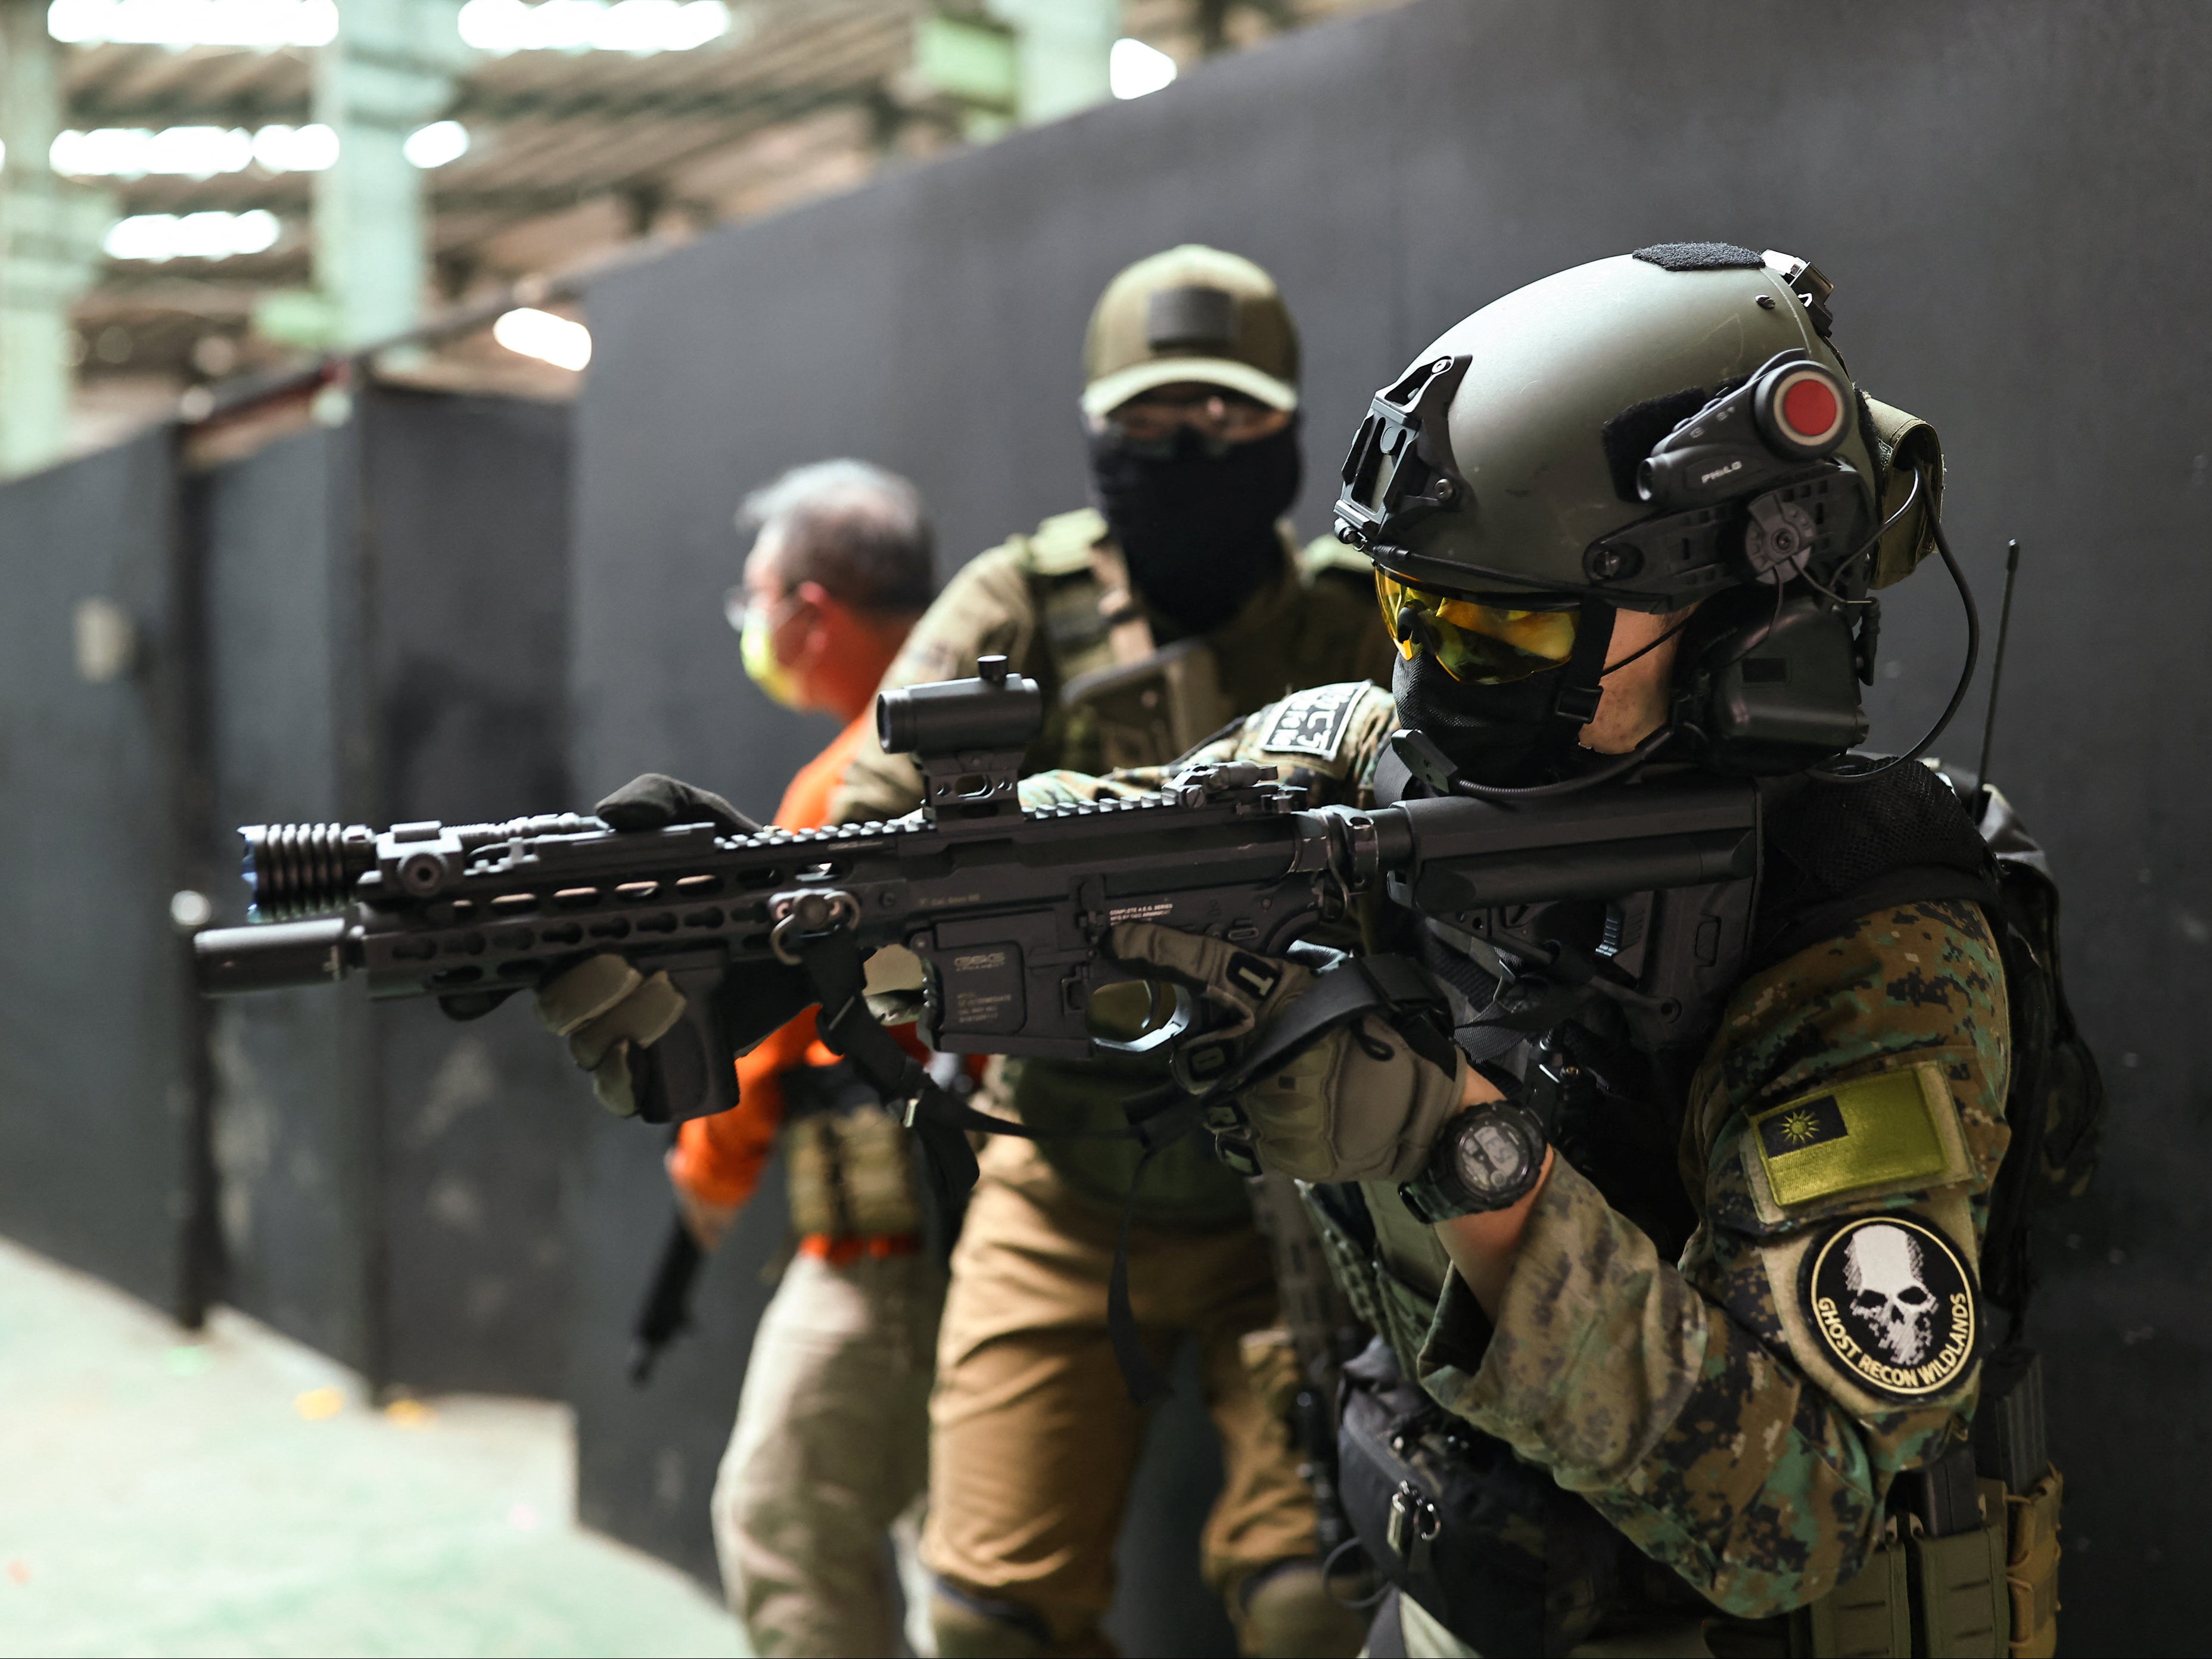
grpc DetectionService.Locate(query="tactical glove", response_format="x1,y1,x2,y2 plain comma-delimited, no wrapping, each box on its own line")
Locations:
594,773,759,835
534,953,689,1117
1107,922,1464,1184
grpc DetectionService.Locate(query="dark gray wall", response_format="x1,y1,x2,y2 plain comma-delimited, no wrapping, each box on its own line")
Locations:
201,424,377,1364
355,391,593,1397
198,388,587,1393
0,387,583,1389
0,431,205,1318
573,1,2212,1648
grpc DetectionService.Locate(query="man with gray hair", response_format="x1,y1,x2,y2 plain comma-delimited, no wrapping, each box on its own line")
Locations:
668,456,948,1655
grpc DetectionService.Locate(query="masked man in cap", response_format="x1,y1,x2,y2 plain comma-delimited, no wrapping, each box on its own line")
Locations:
829,247,1391,1658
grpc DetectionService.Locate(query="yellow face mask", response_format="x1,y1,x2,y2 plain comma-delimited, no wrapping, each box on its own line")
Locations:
730,587,805,709
1373,569,1579,685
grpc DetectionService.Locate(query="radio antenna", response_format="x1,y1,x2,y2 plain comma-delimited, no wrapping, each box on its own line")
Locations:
1973,539,2021,814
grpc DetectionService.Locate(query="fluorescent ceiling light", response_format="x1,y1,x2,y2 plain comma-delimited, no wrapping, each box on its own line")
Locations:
48,0,338,48
1110,37,1177,100
403,120,469,169
53,122,336,177
459,0,731,55
253,123,337,171
104,208,282,262
55,125,246,178
493,307,592,372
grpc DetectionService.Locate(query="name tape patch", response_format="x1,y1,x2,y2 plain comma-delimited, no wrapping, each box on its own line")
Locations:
1800,1215,1978,1400
1747,1065,1958,1210
1259,683,1364,761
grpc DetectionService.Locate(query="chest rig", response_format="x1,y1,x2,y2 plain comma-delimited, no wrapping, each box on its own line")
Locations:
1019,518,1236,774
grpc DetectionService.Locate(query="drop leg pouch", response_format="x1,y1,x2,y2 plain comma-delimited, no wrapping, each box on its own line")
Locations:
1336,1339,1622,1657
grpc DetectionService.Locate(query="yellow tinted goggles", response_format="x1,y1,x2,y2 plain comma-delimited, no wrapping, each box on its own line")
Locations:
1374,571,1578,685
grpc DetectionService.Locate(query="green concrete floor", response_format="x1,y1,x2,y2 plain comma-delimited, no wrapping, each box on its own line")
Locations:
0,1237,744,1657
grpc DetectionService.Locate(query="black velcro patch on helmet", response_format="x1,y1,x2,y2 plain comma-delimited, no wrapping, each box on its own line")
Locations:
1632,242,1765,271
1146,284,1236,351
1600,386,1713,501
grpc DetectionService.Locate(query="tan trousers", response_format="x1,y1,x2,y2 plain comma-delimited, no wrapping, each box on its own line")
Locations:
922,1165,1320,1654
713,1249,946,1657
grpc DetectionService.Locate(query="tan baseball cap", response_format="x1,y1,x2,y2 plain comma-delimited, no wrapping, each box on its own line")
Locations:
1080,244,1299,421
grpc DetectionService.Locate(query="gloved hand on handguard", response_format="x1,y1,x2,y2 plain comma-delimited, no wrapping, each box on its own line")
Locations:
531,773,760,1115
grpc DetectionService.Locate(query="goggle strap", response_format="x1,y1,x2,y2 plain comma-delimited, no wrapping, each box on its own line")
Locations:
1548,599,1617,727
1395,602,1441,656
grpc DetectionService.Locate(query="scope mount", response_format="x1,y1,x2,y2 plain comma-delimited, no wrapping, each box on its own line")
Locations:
896,652,1038,829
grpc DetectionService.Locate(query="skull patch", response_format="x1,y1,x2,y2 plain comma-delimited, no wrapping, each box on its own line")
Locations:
1802,1215,1977,1400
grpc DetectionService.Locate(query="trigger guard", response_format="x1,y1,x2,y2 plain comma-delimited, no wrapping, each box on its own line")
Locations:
1092,981,1197,1057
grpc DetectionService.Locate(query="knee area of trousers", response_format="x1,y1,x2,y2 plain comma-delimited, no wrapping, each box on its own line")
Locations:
929,1581,1056,1659
1233,1558,1367,1659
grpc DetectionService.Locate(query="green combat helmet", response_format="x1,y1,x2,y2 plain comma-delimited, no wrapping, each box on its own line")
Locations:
1334,243,1957,780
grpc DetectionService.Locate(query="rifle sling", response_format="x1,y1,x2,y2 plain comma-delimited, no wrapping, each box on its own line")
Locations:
1214,955,1457,1095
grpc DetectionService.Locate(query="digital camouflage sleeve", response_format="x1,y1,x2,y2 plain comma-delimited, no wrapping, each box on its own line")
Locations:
1023,681,2014,1615
1414,899,2010,1613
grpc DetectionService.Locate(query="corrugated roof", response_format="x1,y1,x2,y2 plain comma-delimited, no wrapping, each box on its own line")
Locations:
63,0,1402,410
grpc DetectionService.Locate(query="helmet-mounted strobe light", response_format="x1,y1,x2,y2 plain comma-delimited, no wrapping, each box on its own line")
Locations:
1635,350,1852,508
1581,351,1874,603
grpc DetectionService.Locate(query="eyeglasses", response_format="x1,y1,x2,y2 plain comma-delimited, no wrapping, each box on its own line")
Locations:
1374,569,1578,684
1100,388,1290,447
724,583,797,636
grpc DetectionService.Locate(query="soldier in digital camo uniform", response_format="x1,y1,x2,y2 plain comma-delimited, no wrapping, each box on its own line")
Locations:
1034,247,2063,1657
832,247,1392,1658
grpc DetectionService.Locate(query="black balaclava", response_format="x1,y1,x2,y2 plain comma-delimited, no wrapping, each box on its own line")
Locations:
1087,419,1301,636
1392,596,1620,788
1392,648,1566,788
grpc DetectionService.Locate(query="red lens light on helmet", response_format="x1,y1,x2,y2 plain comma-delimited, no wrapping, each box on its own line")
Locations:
1781,377,1840,441
1758,363,1849,457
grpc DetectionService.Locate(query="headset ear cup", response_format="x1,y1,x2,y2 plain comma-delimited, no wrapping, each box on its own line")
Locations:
1681,592,1869,774
1666,587,1763,754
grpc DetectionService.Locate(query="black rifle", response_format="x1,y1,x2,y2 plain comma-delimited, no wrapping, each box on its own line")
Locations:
629,1218,703,1385
194,656,1757,1130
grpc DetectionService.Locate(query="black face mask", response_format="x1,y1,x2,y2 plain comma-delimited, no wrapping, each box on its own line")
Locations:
1393,647,1573,789
1088,420,1301,636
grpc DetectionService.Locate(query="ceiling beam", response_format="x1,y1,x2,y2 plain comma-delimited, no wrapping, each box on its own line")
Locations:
66,76,885,132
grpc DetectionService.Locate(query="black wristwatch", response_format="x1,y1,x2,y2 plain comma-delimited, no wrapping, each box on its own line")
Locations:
1398,1097,1550,1222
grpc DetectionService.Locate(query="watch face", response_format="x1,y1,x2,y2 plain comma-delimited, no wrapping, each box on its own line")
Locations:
1454,1112,1538,1205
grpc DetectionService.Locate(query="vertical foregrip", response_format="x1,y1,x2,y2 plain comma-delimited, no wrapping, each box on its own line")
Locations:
636,962,744,1125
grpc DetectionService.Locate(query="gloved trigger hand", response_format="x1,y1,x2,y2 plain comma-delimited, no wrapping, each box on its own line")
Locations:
1105,922,1317,1047
1106,923,1463,1184
595,773,760,835
534,953,690,1117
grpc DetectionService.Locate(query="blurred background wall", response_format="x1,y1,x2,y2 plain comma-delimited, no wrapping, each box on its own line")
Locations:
1,0,2206,1652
